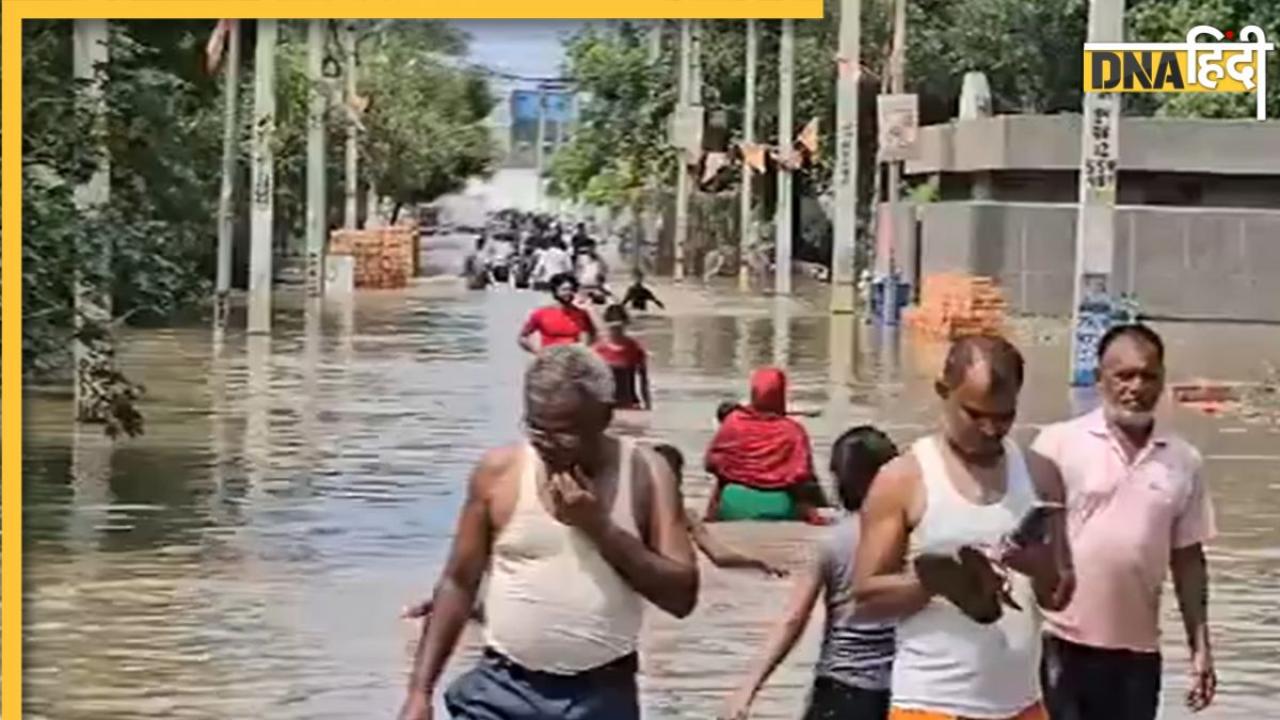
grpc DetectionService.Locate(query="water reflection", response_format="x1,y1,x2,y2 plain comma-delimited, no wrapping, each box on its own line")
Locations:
21,280,1280,719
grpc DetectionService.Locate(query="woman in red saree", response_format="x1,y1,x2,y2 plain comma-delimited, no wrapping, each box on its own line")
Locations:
704,367,830,523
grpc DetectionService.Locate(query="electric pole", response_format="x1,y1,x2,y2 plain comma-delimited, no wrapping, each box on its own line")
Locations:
343,21,359,229
215,20,240,330
248,19,278,335
1069,0,1125,385
775,19,795,296
740,19,758,293
831,0,861,313
72,19,112,421
305,19,328,299
882,0,906,320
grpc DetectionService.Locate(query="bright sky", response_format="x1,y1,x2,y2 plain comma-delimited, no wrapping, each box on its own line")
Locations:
449,21,593,80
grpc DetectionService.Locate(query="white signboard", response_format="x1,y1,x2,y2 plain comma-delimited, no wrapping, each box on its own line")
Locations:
877,93,919,161
670,104,705,156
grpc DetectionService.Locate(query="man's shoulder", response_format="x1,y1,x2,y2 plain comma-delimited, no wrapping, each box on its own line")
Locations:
1158,432,1205,473
871,452,924,501
472,444,525,491
1038,411,1095,437
1030,412,1098,457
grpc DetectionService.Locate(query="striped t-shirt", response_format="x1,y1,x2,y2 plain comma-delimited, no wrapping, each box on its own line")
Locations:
815,516,896,690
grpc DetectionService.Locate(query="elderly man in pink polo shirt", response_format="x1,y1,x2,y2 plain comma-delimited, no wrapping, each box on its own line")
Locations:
1032,324,1216,720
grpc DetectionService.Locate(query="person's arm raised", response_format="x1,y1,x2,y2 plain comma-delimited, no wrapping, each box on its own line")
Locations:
399,449,505,719
852,455,932,621
547,446,699,617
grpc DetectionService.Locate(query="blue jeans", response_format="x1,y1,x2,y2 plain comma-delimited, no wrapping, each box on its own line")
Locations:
444,648,640,720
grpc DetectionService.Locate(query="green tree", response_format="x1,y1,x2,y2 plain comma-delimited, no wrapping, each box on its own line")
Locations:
21,20,496,434
359,28,497,222
1127,0,1280,119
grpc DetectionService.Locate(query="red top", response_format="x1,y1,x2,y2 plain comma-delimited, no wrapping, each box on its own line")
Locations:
593,337,647,409
522,304,596,348
593,337,646,369
705,367,814,490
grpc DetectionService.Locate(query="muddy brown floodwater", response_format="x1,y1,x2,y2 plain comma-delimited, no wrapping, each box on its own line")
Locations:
21,276,1280,719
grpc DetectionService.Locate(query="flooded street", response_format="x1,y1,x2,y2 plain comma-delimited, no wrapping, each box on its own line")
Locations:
22,275,1280,719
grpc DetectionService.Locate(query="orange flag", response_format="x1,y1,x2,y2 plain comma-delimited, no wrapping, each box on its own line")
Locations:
797,118,819,154
741,143,767,174
205,19,236,75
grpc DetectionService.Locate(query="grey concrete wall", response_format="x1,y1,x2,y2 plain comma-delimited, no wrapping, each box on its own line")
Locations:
917,201,1280,321
933,168,1280,208
907,116,1280,177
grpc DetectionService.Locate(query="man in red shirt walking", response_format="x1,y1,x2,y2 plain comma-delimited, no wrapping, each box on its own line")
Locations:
519,273,597,353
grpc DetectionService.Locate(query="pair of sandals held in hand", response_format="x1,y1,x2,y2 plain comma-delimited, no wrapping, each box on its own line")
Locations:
914,546,1020,625
913,502,1063,625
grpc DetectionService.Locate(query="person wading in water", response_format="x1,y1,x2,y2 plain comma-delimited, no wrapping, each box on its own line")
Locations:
853,335,1074,720
518,273,597,353
397,345,698,720
592,304,651,411
722,426,901,720
1033,324,1218,719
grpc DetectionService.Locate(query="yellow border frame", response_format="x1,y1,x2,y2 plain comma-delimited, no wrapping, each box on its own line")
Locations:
1,2,822,718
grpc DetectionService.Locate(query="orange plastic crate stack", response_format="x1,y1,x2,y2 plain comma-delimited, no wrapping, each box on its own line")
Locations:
903,273,1008,340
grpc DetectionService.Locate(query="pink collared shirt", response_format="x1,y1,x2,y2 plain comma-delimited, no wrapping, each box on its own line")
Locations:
1032,408,1216,653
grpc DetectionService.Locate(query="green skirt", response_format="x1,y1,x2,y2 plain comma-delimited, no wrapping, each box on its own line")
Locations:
716,483,798,522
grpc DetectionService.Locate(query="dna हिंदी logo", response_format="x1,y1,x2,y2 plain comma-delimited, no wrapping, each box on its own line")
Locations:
1083,25,1274,119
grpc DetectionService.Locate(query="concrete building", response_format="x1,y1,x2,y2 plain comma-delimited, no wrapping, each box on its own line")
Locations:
895,115,1280,321
435,81,579,222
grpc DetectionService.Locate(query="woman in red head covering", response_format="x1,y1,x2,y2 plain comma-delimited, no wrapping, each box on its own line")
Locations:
704,368,829,523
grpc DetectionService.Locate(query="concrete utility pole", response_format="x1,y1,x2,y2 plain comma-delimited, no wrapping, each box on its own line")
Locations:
305,19,328,299
881,0,907,319
673,20,695,281
739,19,758,292
1068,0,1125,385
830,0,861,313
640,21,664,274
343,21,359,229
774,19,795,296
72,19,112,421
248,19,278,335
535,84,548,211
215,20,240,330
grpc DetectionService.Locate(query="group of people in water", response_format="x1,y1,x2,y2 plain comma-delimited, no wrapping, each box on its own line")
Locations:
465,213,614,304
399,305,1217,720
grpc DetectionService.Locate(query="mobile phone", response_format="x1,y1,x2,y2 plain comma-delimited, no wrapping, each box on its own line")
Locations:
1009,502,1065,547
